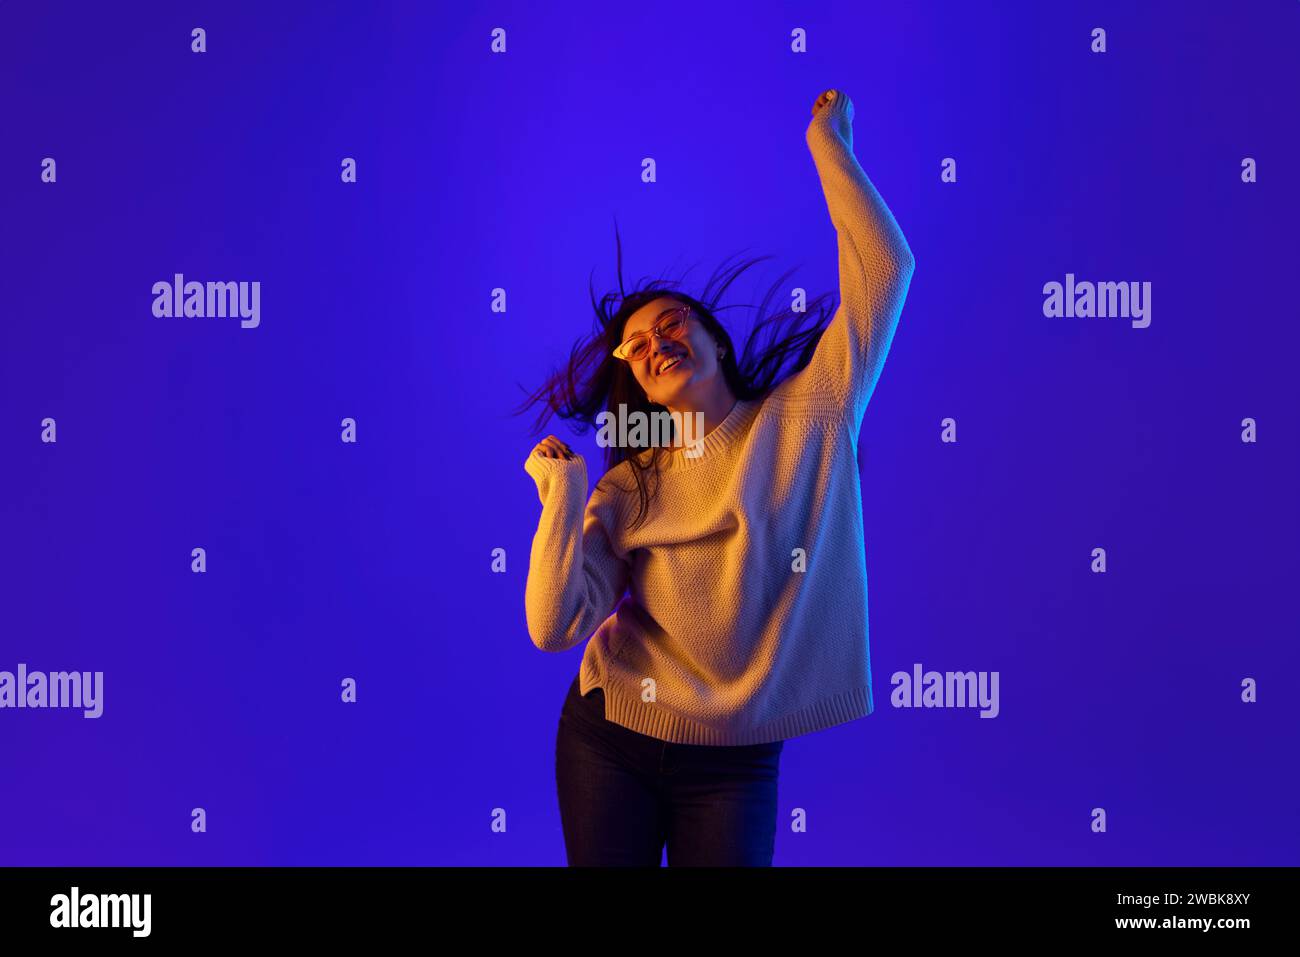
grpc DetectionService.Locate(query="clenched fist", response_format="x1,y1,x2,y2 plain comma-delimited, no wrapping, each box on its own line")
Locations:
809,88,854,151
530,434,579,462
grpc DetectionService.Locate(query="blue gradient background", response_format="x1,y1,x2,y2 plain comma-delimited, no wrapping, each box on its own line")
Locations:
2,1,1296,866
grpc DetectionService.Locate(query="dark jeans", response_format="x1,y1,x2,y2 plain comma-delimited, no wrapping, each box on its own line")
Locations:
555,674,784,866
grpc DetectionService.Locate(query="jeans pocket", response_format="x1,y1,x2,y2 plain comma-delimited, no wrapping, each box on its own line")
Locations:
579,689,606,724
717,740,784,776
563,678,606,726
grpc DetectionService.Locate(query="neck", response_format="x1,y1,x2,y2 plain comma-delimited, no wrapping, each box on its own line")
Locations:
667,386,738,445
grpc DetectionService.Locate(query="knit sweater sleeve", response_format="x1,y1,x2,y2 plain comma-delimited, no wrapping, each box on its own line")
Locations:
772,104,916,431
522,451,631,653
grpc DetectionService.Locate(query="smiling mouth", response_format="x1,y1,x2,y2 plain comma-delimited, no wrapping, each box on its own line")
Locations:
656,354,685,376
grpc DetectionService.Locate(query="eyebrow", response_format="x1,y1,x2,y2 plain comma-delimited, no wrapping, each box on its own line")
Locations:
628,307,680,337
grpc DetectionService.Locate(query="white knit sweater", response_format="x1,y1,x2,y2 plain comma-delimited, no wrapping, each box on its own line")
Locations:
523,104,915,745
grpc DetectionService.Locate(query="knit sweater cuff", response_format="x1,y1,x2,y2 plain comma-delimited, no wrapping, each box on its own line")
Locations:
523,450,586,503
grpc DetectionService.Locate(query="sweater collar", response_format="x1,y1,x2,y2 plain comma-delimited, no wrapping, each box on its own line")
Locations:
651,396,761,471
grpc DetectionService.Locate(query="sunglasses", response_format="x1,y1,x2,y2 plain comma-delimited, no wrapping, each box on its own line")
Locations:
612,306,690,362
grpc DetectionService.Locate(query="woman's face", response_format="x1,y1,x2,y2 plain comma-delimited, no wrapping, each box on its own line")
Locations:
620,297,723,407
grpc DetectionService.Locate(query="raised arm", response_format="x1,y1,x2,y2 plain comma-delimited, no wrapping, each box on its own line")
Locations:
774,89,916,432
522,445,631,653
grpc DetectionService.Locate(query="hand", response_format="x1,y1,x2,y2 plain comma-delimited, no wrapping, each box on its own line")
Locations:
809,88,853,151
530,434,579,462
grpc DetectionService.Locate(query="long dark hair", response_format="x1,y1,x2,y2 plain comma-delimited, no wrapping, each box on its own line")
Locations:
513,221,838,530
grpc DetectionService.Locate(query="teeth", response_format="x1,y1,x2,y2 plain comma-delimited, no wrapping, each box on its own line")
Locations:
658,355,682,374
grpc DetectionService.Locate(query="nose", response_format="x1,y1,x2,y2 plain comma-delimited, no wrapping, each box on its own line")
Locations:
649,338,681,364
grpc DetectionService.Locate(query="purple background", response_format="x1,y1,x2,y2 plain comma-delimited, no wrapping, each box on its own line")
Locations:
2,1,1296,866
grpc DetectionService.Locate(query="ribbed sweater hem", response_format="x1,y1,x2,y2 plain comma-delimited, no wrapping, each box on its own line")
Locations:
585,674,874,746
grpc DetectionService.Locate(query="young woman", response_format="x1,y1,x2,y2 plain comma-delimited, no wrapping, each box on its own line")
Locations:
516,89,915,866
